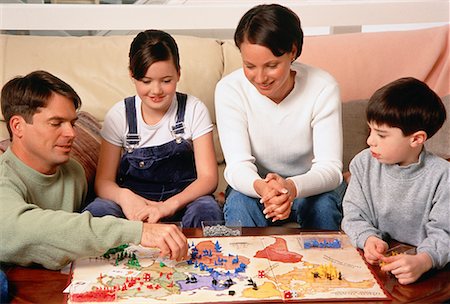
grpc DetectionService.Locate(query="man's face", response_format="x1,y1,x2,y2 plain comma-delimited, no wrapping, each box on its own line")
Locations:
14,93,78,174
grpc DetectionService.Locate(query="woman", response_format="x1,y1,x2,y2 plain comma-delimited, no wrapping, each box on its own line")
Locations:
215,4,345,229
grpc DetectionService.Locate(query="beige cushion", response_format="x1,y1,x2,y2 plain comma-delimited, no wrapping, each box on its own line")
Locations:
0,34,224,124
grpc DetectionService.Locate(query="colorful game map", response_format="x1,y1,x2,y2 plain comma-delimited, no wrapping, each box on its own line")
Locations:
68,234,389,303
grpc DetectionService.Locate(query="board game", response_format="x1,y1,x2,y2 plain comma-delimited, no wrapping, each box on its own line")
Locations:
68,233,389,303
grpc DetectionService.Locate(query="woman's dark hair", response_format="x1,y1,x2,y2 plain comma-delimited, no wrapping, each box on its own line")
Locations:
129,30,180,80
367,77,446,138
234,4,303,59
1,70,82,138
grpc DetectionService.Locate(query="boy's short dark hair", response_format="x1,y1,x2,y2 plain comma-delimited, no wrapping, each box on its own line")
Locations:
1,70,82,138
367,77,446,139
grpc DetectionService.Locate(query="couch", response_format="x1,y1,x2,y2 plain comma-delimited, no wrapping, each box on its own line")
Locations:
1,25,449,201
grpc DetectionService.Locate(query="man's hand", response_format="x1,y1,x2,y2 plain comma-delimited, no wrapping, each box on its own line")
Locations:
140,223,188,261
363,236,388,265
381,252,432,284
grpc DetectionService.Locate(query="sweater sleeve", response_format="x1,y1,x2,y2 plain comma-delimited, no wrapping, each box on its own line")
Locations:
0,156,142,270
416,164,450,269
215,76,261,197
341,153,384,249
288,81,343,198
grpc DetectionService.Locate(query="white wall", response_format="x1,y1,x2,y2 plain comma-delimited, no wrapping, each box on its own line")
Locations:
0,0,448,37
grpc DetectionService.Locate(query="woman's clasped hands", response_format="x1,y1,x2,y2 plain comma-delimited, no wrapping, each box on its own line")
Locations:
255,173,297,222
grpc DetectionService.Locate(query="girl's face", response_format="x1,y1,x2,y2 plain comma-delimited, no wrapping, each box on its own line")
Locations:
132,59,180,117
240,41,296,104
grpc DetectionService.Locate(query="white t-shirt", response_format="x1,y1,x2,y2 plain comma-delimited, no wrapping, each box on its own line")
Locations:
215,62,343,198
101,94,213,148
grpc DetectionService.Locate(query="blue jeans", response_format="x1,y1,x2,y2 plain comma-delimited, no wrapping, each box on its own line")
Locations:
223,182,346,229
83,195,223,228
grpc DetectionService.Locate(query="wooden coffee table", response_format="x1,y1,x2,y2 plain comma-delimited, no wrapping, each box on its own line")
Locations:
4,227,450,303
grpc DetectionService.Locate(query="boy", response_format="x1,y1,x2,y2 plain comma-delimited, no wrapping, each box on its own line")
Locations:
342,77,449,285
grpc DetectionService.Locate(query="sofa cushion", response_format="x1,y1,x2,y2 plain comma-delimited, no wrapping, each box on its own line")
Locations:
425,95,450,160
0,138,9,154
342,100,369,171
72,111,102,189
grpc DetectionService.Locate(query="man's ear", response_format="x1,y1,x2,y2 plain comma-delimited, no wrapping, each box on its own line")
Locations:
410,130,427,147
9,115,25,138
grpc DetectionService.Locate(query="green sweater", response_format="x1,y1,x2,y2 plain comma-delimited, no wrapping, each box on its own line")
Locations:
0,148,142,270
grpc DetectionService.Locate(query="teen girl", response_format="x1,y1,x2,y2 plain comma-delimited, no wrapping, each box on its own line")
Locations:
85,30,223,228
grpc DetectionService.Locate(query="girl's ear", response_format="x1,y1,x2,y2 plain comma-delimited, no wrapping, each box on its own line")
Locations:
410,130,427,147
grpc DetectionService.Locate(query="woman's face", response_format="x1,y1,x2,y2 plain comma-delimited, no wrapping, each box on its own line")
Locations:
240,41,295,103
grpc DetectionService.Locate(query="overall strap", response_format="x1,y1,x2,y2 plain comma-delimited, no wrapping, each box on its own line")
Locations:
171,92,188,140
124,96,140,151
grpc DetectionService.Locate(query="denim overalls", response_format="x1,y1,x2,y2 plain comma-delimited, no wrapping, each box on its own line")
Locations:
118,93,196,201
84,93,223,227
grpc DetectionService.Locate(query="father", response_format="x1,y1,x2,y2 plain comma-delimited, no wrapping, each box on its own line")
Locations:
0,70,188,270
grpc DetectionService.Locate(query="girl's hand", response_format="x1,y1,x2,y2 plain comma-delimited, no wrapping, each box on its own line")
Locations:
381,252,432,285
135,201,170,223
118,189,150,220
363,236,388,265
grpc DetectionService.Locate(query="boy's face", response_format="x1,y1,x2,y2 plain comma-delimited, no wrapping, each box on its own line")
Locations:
366,122,419,166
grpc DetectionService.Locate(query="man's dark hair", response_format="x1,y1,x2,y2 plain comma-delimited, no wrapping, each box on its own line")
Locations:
1,70,82,138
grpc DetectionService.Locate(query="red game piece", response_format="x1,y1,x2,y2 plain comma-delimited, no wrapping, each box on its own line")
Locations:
283,290,292,299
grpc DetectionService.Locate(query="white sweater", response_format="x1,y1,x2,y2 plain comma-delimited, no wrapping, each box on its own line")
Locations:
215,63,343,198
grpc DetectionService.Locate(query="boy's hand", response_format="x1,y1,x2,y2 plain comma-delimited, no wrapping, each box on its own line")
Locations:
381,252,433,285
363,236,388,265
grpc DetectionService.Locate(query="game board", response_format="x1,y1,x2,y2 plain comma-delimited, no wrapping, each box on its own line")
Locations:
68,233,389,303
